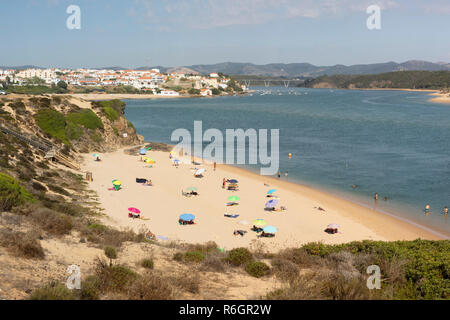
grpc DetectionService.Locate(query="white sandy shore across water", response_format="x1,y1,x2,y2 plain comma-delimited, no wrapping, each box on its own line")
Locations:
82,148,442,252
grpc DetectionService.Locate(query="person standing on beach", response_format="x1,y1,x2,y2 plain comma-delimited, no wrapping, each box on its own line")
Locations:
425,204,430,216
374,192,378,201
222,178,226,189
277,171,281,179
214,162,216,171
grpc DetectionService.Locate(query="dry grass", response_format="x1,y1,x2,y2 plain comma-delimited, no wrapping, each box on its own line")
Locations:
0,228,45,259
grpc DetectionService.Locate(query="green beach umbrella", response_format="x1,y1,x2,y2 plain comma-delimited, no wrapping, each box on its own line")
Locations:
186,187,198,192
227,195,240,202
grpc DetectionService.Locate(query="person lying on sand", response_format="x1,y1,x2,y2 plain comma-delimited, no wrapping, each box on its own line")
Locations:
314,206,326,212
233,230,247,236
251,225,263,232
259,231,275,238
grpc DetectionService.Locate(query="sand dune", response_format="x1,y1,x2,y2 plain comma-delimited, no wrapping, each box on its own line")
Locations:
82,148,441,252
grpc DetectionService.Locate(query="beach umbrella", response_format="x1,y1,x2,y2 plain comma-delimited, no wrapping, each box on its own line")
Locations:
265,199,278,208
263,226,278,233
195,168,205,176
227,195,240,202
253,219,267,227
228,179,238,184
146,146,152,150
113,180,122,186
327,223,340,229
267,189,277,195
139,148,147,155
186,186,197,192
173,159,180,163
93,153,100,158
179,213,195,221
170,150,176,155
128,207,141,214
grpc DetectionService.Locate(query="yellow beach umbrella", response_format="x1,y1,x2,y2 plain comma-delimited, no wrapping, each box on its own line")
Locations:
113,180,122,186
253,219,267,227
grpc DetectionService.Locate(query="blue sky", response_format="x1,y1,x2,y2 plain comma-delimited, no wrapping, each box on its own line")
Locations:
0,0,449,68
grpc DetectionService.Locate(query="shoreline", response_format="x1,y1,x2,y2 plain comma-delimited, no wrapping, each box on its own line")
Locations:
82,147,445,253
428,92,450,104
216,163,449,240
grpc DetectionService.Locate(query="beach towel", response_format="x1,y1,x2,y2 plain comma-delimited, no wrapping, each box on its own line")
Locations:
224,214,240,218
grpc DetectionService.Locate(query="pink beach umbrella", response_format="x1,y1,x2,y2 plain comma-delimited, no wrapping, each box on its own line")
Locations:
128,207,141,214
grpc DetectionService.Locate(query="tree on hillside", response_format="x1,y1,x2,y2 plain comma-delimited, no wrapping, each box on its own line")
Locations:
57,80,68,90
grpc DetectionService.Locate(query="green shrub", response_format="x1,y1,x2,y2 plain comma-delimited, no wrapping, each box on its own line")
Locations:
141,258,154,269
30,281,76,300
66,109,104,130
227,247,253,266
0,172,34,211
103,106,119,122
96,264,137,293
34,108,69,144
183,251,205,263
245,261,270,278
80,275,100,300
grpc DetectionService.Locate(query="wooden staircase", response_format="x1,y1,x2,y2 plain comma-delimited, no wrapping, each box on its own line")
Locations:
0,124,80,171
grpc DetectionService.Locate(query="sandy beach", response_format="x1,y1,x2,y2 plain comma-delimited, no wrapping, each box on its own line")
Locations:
429,92,450,104
71,93,189,101
81,148,443,252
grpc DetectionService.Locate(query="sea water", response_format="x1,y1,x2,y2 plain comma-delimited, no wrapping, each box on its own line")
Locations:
124,87,450,237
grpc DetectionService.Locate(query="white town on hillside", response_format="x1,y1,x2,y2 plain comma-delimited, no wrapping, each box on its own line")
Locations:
0,68,247,96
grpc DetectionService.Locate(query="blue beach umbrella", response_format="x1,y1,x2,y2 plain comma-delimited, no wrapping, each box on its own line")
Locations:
139,148,147,155
228,179,238,184
263,226,278,233
267,189,277,195
179,213,195,221
265,199,279,208
93,153,100,158
173,159,180,163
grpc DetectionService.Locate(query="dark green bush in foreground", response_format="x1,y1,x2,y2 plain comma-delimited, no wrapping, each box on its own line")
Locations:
245,261,270,278
30,281,76,300
226,247,253,266
281,240,450,300
0,172,34,210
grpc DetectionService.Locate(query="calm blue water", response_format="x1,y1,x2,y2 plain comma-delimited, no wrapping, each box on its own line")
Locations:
124,87,450,237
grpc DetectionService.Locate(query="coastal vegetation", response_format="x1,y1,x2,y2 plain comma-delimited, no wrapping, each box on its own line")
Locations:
302,71,450,90
1,94,449,300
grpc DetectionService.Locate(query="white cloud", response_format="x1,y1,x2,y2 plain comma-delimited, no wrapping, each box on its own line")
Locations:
132,0,399,30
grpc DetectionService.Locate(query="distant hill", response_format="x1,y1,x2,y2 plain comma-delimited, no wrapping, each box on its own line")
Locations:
180,60,450,77
2,60,449,77
302,71,450,90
